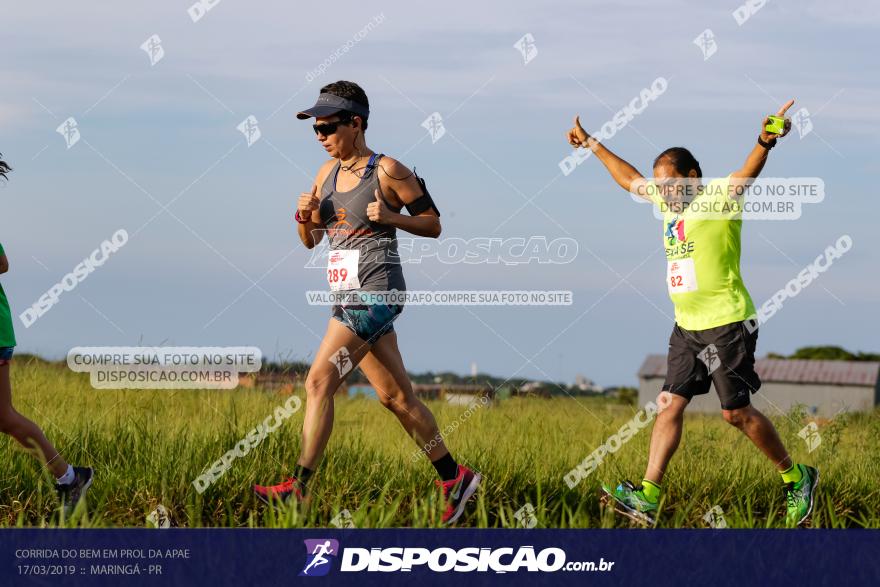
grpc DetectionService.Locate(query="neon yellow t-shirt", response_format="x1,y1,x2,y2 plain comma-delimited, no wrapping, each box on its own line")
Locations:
646,175,756,331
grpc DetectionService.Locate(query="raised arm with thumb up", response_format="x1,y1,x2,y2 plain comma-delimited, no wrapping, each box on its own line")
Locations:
297,184,320,217
567,115,593,148
366,188,394,224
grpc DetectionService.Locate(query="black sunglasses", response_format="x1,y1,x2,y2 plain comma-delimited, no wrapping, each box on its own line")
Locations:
312,116,353,136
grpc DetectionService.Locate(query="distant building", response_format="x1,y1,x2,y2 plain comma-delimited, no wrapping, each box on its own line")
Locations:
574,374,603,394
412,383,494,405
238,372,299,394
637,356,880,418
516,381,551,398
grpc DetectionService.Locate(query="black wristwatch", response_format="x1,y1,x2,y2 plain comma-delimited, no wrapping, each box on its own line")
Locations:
757,136,777,150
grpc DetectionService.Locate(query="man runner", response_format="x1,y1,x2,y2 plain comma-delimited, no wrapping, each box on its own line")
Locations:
253,81,481,524
565,101,818,526
0,154,94,517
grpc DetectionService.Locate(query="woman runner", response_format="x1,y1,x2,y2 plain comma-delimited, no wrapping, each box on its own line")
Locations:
253,81,481,524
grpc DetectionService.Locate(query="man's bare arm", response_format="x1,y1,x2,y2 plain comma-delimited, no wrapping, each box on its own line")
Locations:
731,99,794,190
567,116,651,199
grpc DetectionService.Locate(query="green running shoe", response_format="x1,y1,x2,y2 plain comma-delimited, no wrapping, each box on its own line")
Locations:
785,464,819,526
599,480,658,525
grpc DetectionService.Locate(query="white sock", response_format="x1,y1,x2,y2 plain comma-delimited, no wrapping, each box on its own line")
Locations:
56,464,75,485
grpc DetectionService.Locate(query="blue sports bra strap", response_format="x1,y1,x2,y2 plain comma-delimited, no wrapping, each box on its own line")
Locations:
364,153,383,177
365,153,382,178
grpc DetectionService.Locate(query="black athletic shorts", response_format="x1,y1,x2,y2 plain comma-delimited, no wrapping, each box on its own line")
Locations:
662,320,760,410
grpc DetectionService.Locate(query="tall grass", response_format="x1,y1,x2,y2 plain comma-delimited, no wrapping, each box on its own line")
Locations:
2,358,877,528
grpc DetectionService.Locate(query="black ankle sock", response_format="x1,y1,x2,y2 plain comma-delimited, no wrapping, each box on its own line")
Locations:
293,465,314,487
431,453,459,482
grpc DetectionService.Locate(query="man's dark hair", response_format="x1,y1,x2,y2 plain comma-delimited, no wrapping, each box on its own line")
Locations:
653,147,702,178
320,80,369,131
0,153,11,181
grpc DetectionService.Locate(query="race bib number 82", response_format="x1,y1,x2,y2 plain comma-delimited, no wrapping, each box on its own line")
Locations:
667,258,698,294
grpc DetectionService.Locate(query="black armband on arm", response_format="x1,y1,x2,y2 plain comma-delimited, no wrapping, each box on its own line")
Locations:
405,172,441,217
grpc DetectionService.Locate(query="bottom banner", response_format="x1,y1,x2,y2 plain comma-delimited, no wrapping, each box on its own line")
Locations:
1,529,877,586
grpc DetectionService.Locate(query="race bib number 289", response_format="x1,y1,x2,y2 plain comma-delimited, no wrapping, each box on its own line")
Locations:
667,258,698,294
327,249,360,291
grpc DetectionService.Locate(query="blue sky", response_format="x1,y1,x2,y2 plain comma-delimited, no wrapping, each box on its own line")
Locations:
2,0,878,387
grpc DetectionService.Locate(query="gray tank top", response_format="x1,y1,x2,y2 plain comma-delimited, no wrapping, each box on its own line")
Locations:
318,154,406,294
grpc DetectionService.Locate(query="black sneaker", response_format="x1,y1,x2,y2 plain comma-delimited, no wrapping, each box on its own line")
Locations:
55,467,94,516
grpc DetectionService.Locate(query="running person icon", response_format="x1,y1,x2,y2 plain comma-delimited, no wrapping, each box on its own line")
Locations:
302,541,334,575
253,81,480,524
565,101,818,526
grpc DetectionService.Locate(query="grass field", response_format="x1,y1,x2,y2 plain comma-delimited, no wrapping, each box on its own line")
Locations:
2,358,878,529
